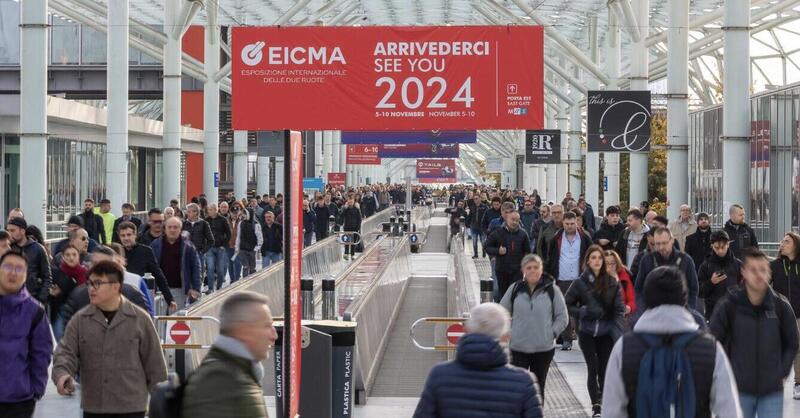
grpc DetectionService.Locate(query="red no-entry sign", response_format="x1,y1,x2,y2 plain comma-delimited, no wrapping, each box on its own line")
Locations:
446,323,465,345
170,321,191,345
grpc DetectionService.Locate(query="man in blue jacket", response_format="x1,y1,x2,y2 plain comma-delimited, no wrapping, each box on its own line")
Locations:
414,303,543,418
151,217,201,310
0,249,53,417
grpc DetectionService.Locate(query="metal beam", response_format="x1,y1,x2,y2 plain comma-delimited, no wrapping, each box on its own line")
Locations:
545,60,588,95
274,0,314,25
646,0,770,46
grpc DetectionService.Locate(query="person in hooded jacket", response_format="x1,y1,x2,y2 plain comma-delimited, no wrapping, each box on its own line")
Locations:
413,303,544,418
770,231,800,400
710,248,798,417
500,254,568,401
593,206,625,251
613,209,650,270
698,230,742,320
564,245,626,418
723,204,759,260
685,212,713,272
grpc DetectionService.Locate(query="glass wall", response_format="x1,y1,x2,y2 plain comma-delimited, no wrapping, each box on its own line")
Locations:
688,83,800,243
0,1,20,64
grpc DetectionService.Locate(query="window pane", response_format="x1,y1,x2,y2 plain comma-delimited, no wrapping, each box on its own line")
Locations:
51,16,79,65
0,2,20,64
81,24,106,64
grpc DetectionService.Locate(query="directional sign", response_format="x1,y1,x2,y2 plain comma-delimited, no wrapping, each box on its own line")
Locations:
409,234,419,243
169,321,191,345
446,323,465,345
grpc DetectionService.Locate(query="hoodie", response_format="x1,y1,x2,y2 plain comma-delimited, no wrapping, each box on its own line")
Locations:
601,305,743,418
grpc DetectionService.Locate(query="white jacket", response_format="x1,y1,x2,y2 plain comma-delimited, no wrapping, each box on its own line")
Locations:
601,305,742,418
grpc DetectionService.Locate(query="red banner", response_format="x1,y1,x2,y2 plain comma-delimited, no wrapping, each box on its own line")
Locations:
327,172,346,187
287,131,303,418
346,144,381,165
232,26,543,131
417,159,457,183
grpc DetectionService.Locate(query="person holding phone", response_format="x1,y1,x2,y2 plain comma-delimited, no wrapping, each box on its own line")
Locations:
698,230,742,320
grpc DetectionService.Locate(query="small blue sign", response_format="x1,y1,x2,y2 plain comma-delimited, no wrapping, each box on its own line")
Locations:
410,234,418,243
341,234,351,243
214,172,219,188
303,177,324,191
603,176,608,192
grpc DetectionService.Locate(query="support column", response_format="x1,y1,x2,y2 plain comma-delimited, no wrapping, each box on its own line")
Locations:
106,0,128,216
546,113,557,202
323,131,333,177
722,0,751,212
585,15,601,211
314,131,324,177
332,131,341,173
604,9,621,209
203,3,220,202
257,156,270,196
233,130,248,200
556,111,569,202
275,157,285,195
19,0,48,227
629,0,650,208
569,103,582,194
537,166,547,199
162,1,183,206
666,0,690,219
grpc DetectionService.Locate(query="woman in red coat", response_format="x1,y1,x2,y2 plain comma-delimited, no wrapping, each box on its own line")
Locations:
604,250,636,318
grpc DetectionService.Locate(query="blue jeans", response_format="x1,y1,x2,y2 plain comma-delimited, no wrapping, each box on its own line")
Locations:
304,231,314,247
53,313,67,342
205,247,229,291
470,228,483,256
263,251,282,267
739,391,783,418
226,247,241,283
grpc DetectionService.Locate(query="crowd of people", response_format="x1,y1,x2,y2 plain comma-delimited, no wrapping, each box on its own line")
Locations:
417,184,800,418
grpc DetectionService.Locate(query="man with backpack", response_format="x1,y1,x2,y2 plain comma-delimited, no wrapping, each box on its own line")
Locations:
710,248,798,417
601,265,742,418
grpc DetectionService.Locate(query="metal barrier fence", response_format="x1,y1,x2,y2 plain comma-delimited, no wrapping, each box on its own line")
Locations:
448,234,479,319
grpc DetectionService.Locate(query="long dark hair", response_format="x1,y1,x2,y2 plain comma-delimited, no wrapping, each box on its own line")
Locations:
583,244,612,295
784,232,800,262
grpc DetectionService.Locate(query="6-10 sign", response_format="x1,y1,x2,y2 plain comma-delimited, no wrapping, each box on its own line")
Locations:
232,26,543,131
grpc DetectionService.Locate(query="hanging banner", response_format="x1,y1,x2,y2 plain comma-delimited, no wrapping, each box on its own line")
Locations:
486,157,503,173
379,143,459,158
232,26,544,130
586,90,651,152
303,177,324,191
525,129,561,164
327,172,346,187
341,130,477,144
417,159,457,183
346,144,381,165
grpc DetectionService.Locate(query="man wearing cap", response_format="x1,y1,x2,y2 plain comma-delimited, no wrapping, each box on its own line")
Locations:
96,198,116,245
685,212,713,272
6,218,51,304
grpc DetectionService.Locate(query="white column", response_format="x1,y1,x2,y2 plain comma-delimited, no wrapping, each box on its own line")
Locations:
569,103,582,194
585,14,601,212
19,0,48,227
322,131,333,177
314,131,324,177
233,130,248,200
257,156,270,196
629,0,650,208
556,112,569,201
274,157,285,195
666,0,690,219
162,1,183,206
339,136,347,176
537,166,547,199
332,131,341,173
203,3,220,202
722,0,751,212
604,9,621,209
106,0,128,217
546,113,557,202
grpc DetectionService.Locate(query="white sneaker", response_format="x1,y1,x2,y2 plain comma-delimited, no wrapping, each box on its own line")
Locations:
793,383,800,400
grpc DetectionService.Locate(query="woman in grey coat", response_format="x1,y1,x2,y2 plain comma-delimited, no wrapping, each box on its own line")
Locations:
500,253,568,400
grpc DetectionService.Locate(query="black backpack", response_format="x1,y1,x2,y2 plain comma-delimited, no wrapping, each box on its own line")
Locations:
509,280,556,320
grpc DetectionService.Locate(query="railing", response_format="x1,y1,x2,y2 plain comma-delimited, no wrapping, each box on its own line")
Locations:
449,234,479,319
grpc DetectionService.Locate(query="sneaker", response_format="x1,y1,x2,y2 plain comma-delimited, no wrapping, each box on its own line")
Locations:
592,404,601,418
561,340,573,351
472,255,478,259
794,383,800,400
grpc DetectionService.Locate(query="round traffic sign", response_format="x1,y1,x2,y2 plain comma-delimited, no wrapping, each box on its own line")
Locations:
410,234,418,243
341,234,351,243
170,321,191,345
446,323,465,345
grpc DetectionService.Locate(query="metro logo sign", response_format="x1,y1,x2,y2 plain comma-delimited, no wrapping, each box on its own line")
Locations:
232,26,543,131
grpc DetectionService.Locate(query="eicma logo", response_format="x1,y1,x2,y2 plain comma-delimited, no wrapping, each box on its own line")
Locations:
241,41,265,66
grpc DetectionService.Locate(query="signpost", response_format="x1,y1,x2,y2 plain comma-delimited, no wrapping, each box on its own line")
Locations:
169,321,191,345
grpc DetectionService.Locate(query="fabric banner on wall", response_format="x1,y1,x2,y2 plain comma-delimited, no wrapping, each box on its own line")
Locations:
586,90,651,152
416,159,457,183
378,143,459,158
525,130,560,164
345,145,381,165
341,130,477,144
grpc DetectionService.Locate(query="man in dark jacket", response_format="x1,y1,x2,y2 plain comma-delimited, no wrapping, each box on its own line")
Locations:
723,204,759,260
593,205,625,251
338,196,362,260
313,196,332,241
151,217,201,309
536,204,564,262
467,195,489,258
578,197,596,232
111,203,142,244
529,204,550,254
261,211,283,267
485,211,531,299
360,191,378,218
685,212,712,272
0,250,53,416
480,198,503,237
205,203,231,292
634,227,699,311
519,200,538,239
52,215,100,256
183,203,214,290
6,218,51,305
445,200,468,237
117,221,175,310
710,248,798,415
414,302,544,418
697,230,742,320
138,208,164,246
613,208,650,269
79,198,106,244
302,200,316,247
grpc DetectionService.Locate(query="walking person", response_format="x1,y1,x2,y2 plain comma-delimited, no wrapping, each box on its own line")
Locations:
182,203,214,292
710,248,798,418
52,260,168,418
313,196,332,242
0,250,53,418
150,217,201,309
500,254,568,401
724,204,759,260
205,203,231,292
467,194,489,258
303,200,316,247
235,208,263,277
117,221,174,312
485,211,531,300
226,202,245,282
697,230,742,320
338,195,362,260
6,218,51,305
529,204,551,254
564,245,626,417
685,212,713,272
668,204,698,252
260,211,283,267
770,232,800,400
604,250,636,319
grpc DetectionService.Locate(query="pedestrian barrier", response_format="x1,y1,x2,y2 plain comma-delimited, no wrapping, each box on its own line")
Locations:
409,317,466,351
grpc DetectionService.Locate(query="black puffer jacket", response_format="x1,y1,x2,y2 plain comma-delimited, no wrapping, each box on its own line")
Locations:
723,220,759,260
183,218,214,254
593,220,626,250
564,270,626,338
771,256,800,318
484,226,531,274
698,251,742,319
710,288,798,396
205,215,231,248
14,238,52,304
338,205,362,232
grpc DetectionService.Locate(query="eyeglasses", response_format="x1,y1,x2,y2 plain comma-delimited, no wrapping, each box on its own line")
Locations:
88,280,115,290
1,264,24,274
